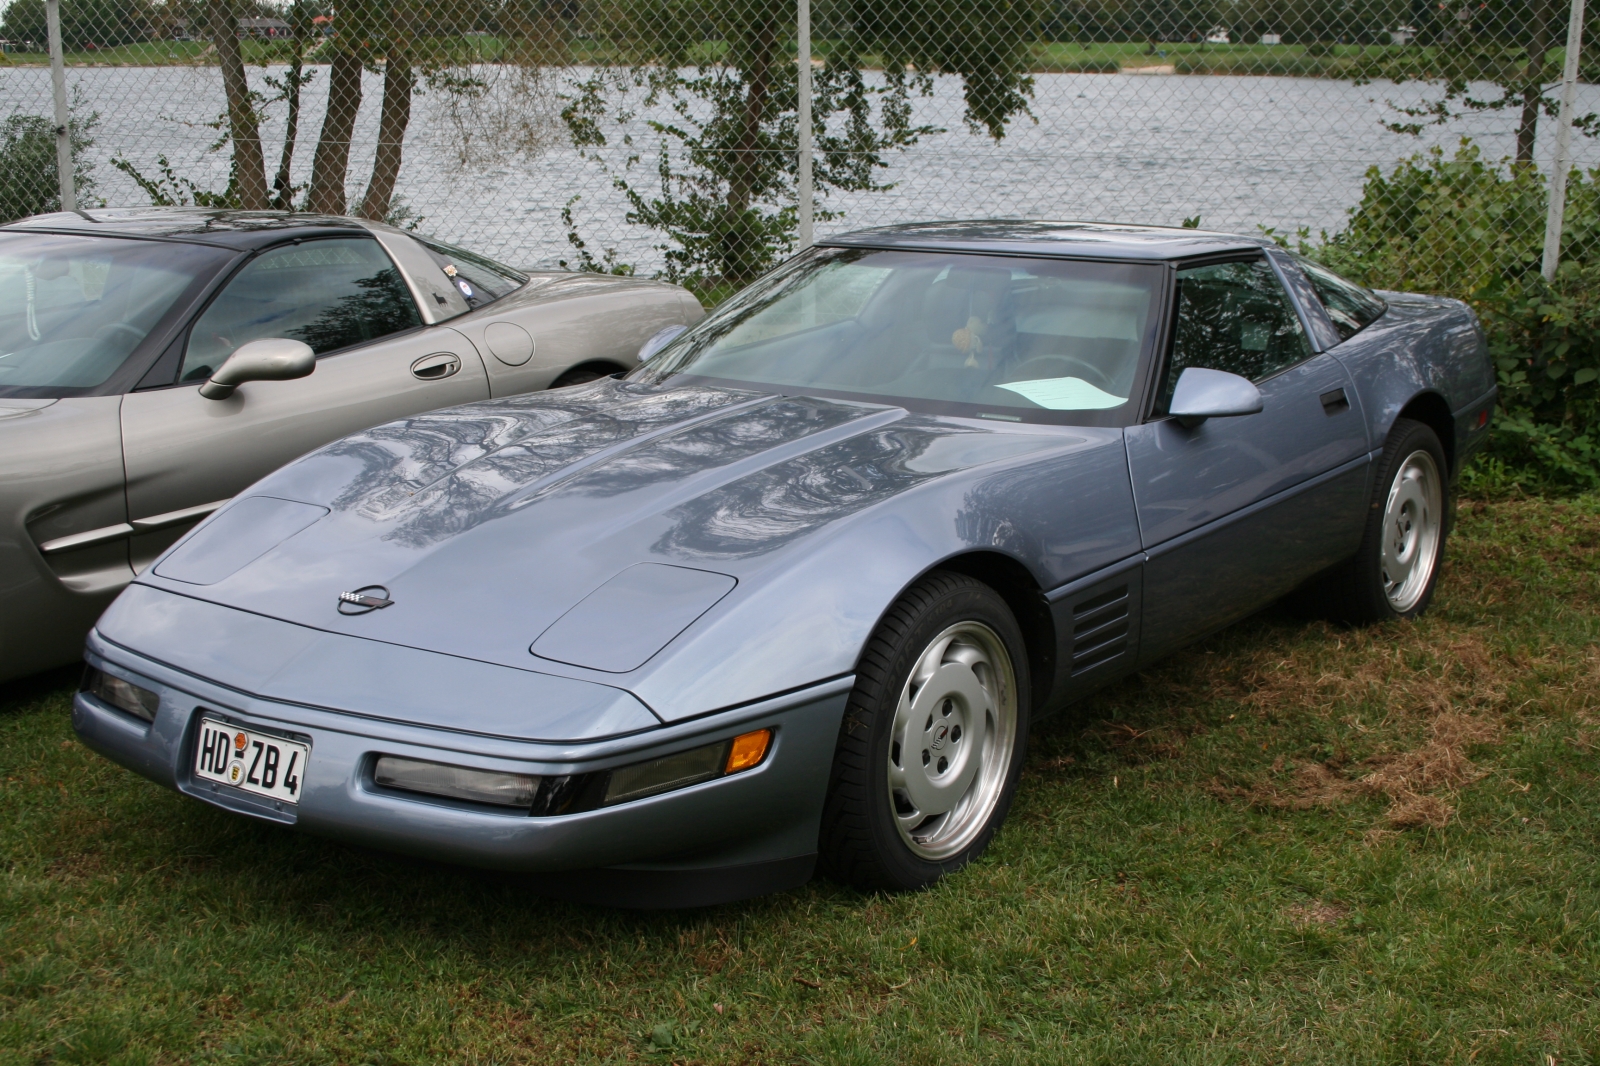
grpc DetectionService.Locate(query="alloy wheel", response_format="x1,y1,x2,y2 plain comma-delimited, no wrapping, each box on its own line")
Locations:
885,621,1019,862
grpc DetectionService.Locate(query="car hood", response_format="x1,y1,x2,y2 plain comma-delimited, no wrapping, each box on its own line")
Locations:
129,378,1098,714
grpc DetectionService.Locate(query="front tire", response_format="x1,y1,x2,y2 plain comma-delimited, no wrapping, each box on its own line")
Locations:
549,365,615,388
819,571,1030,893
1318,417,1449,623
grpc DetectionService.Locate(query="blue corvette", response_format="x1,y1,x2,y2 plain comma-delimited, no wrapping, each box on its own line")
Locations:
74,222,1494,906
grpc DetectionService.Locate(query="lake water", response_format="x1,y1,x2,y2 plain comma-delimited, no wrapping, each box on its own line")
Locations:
3,62,1597,271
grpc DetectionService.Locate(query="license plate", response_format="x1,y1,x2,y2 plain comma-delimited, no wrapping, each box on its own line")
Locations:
194,718,308,804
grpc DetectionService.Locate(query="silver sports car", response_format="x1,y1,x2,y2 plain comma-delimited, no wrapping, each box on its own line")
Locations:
74,222,1494,907
0,208,703,682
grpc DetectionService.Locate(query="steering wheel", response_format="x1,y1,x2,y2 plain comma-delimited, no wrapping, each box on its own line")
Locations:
1006,354,1118,393
92,322,146,350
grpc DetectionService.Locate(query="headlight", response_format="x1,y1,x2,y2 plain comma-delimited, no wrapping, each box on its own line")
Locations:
370,728,773,815
374,755,539,809
603,728,771,806
81,666,159,723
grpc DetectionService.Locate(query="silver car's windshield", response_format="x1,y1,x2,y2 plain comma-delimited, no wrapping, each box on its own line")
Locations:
634,247,1164,425
0,233,223,396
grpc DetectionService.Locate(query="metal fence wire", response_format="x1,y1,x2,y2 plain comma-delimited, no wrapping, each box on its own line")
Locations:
0,0,1596,291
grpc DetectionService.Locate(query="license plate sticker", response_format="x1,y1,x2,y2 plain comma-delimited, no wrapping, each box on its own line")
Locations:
194,718,308,804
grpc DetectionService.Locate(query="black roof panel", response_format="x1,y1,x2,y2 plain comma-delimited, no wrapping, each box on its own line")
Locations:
1,208,370,249
820,219,1270,261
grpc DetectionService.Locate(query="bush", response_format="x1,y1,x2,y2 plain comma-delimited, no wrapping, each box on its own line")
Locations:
1298,140,1600,491
0,113,96,222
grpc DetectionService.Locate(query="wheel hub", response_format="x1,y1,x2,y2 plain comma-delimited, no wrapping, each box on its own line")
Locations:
1379,449,1443,612
886,622,1018,860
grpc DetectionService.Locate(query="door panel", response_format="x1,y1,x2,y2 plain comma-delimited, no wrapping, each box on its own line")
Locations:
1128,256,1373,661
1127,353,1367,545
1137,460,1368,660
122,326,488,572
1127,352,1368,660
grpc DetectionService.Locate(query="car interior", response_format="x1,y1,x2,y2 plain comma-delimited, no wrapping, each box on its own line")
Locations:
1157,259,1312,412
671,251,1162,416
0,235,213,392
181,238,422,383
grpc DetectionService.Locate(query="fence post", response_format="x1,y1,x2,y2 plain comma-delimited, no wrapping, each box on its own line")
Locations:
1542,0,1586,282
45,0,74,213
796,0,813,249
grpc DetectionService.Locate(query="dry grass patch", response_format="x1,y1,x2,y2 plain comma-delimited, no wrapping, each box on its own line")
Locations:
1284,900,1349,927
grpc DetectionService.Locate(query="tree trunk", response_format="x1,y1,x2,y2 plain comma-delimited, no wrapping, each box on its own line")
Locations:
306,48,364,215
206,0,269,209
270,8,306,210
727,16,778,218
358,56,413,221
1516,0,1554,165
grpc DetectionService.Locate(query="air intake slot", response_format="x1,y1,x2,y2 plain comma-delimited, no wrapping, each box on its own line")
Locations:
1069,583,1130,676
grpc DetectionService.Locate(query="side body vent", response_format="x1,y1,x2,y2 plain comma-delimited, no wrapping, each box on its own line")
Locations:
1069,585,1131,675
1042,563,1143,714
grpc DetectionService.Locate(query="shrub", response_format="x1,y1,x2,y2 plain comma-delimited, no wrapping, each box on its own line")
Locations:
1295,140,1600,491
0,112,96,222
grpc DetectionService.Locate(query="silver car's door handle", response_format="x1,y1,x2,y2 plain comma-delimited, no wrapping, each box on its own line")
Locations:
411,353,461,381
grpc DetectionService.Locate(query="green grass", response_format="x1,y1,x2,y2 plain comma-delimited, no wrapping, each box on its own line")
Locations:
0,38,1446,77
2,493,1598,1064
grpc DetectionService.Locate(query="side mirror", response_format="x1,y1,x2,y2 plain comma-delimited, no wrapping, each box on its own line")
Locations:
636,324,687,364
1167,366,1263,429
199,338,315,400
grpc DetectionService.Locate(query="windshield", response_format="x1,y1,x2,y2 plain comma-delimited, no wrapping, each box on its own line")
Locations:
0,233,224,396
414,235,528,309
633,248,1163,424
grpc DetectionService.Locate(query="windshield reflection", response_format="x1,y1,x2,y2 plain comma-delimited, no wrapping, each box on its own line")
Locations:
634,247,1163,426
0,233,224,395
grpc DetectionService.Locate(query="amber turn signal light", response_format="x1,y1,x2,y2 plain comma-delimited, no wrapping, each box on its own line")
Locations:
725,729,771,774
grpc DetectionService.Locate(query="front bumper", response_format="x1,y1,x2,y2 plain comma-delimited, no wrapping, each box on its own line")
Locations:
75,630,850,900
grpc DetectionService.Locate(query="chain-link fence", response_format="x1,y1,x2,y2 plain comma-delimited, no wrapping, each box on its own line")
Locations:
2,0,1598,480
0,0,1592,274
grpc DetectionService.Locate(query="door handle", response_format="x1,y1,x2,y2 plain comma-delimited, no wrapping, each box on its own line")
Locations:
410,353,461,381
1319,387,1349,413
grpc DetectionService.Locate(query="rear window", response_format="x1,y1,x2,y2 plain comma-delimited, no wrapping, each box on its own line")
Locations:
1293,255,1387,342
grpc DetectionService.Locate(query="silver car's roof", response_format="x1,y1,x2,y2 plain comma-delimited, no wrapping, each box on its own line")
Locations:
1,208,369,250
821,220,1271,261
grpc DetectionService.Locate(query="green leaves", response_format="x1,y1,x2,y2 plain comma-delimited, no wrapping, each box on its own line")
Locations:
1316,139,1600,490
564,0,1040,284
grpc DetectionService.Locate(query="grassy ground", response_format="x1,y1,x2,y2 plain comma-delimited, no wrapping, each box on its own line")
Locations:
0,39,1455,76
1,493,1597,1064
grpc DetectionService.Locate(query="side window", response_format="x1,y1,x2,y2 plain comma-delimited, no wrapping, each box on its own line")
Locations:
181,238,421,383
1292,254,1387,342
413,235,527,310
1157,259,1311,414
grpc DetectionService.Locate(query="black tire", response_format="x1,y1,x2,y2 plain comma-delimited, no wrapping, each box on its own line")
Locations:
1311,417,1450,624
549,366,614,388
818,571,1031,893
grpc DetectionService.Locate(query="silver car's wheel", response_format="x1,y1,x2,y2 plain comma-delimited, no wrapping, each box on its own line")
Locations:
1380,449,1443,612
886,622,1018,862
820,571,1030,893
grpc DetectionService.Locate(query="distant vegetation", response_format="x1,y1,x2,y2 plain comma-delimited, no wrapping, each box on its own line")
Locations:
1272,140,1600,491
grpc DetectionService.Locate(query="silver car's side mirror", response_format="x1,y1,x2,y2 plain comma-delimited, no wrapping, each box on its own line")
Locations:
637,324,687,364
199,338,316,400
1168,366,1264,429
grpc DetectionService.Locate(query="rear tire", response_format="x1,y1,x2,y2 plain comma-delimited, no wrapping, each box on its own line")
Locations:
819,571,1030,893
1312,417,1449,624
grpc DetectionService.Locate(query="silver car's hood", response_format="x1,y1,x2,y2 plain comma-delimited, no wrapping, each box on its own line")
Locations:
128,378,1107,715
